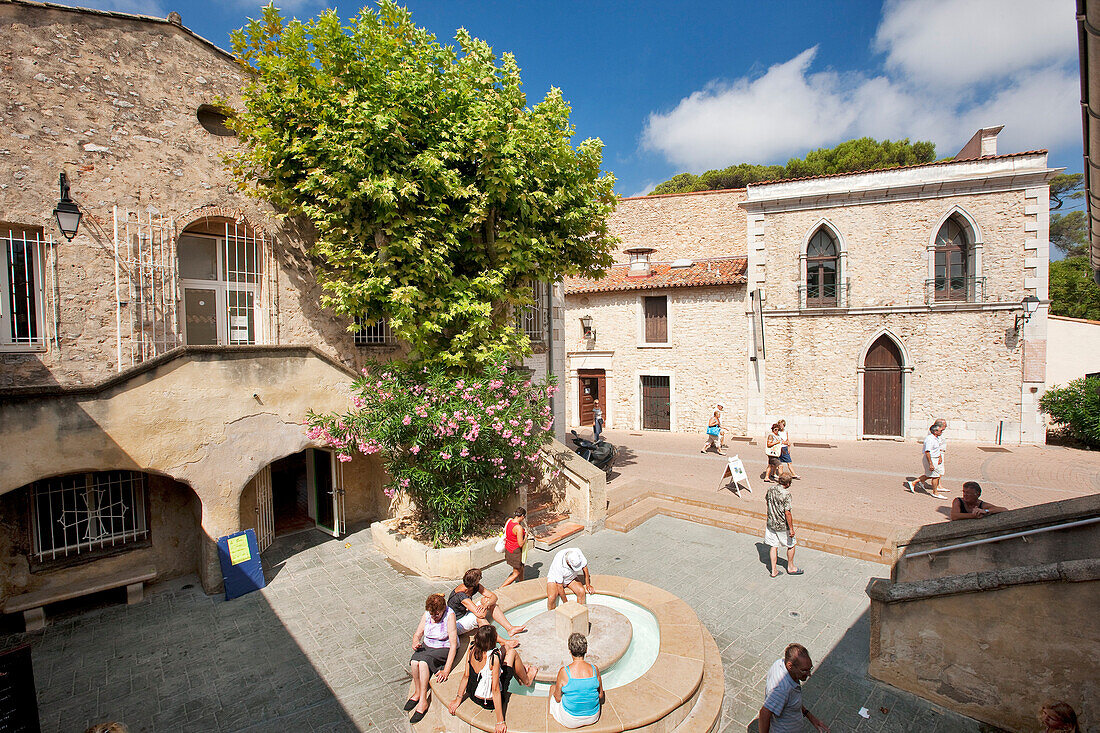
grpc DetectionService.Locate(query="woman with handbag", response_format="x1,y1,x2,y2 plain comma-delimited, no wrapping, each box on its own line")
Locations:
447,625,539,732
498,507,528,589
763,423,783,482
700,406,726,455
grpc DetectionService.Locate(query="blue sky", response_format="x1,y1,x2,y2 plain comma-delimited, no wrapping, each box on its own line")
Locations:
64,0,1081,199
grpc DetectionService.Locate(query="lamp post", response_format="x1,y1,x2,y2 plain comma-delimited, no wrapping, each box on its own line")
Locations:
53,172,83,241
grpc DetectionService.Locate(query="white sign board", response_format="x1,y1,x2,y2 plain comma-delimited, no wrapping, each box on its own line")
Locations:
717,455,752,496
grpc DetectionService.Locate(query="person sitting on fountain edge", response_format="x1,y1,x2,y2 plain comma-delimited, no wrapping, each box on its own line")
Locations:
447,625,539,733
549,632,604,728
546,548,594,610
448,568,526,640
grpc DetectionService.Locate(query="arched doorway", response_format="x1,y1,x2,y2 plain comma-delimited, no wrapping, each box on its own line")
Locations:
863,335,903,436
239,448,345,553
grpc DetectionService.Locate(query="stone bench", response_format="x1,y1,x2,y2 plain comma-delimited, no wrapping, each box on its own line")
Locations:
3,564,157,632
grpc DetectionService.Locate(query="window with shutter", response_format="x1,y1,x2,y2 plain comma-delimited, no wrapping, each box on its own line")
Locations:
643,296,667,343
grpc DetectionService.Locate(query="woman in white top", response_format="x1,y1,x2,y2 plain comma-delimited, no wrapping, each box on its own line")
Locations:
776,419,800,480
407,593,458,724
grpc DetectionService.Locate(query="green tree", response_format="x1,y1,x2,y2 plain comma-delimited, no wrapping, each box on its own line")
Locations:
228,2,617,370
1051,210,1087,258
1039,377,1100,448
648,137,936,194
1049,173,1084,209
1049,256,1100,320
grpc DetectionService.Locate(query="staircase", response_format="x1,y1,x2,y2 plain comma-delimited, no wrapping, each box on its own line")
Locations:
605,479,893,564
525,486,584,550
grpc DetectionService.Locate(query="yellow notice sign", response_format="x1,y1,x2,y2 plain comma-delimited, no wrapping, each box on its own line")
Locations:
228,534,251,565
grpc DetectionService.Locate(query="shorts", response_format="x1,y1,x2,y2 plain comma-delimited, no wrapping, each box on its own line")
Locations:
455,612,480,634
767,455,781,467
923,456,944,478
764,528,796,548
505,548,523,570
550,695,601,728
779,447,792,463
411,645,450,673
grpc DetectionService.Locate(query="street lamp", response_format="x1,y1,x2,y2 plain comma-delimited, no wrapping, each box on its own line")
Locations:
53,172,82,241
1014,294,1041,334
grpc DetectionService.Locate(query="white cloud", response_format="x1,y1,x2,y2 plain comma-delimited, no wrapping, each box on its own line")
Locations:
874,0,1076,88
628,182,658,198
641,0,1080,171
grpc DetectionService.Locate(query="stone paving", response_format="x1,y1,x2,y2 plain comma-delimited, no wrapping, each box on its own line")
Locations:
8,516,984,733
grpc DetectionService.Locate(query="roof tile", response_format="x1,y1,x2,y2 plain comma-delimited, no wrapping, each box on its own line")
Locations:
565,258,747,295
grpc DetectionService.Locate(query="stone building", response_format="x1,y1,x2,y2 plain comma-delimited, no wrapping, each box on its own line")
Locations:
566,127,1054,444
0,1,562,614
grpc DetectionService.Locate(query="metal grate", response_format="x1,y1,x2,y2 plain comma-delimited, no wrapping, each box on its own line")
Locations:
31,471,149,562
517,281,546,342
1,228,55,349
354,315,396,345
114,208,180,367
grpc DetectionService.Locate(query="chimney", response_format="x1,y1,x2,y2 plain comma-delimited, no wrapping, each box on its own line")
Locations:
956,125,1004,159
625,247,654,277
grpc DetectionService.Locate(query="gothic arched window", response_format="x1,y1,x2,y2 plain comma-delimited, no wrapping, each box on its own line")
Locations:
806,228,839,307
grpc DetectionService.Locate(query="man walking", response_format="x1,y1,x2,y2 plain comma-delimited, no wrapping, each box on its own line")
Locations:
905,419,948,499
764,475,801,577
758,643,829,732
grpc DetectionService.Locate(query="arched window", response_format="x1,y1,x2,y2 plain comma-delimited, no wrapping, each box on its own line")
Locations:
806,228,839,307
178,219,265,345
934,218,971,301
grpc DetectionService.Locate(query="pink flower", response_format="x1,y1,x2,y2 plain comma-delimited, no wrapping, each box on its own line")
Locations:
460,447,469,457
410,445,421,454
337,453,352,463
402,415,412,426
440,452,451,460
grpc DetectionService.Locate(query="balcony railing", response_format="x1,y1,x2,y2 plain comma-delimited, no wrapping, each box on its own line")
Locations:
924,276,985,304
797,278,850,310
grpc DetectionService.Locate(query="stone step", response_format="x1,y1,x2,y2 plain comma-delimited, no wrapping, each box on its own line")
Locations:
607,495,889,564
532,520,585,551
672,619,725,733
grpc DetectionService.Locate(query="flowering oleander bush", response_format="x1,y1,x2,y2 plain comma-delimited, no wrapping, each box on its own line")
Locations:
1040,376,1100,449
306,361,557,544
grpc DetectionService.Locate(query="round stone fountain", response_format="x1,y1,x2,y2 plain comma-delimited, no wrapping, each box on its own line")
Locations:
409,575,724,733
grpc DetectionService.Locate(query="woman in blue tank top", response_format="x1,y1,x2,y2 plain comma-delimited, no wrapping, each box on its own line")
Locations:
549,632,604,728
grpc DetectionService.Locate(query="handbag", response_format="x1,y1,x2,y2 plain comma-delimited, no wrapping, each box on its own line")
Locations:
494,533,505,553
706,425,720,436
521,537,534,564
473,648,499,700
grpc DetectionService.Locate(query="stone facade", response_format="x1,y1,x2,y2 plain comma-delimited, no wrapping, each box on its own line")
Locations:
567,140,1056,446
0,2,564,602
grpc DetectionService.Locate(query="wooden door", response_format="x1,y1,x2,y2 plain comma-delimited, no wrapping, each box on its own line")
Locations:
641,375,671,430
863,336,903,436
578,369,604,426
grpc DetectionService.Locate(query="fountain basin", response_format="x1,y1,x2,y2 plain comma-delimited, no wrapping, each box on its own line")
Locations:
414,574,723,733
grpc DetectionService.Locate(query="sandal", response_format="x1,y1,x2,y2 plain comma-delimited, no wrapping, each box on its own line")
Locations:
404,699,419,712
788,569,804,575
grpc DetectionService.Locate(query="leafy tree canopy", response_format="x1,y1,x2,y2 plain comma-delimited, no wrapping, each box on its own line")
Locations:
228,2,617,371
1049,173,1084,210
1051,210,1087,258
1049,256,1100,321
649,137,937,195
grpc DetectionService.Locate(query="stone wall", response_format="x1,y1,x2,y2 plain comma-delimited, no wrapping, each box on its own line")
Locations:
564,286,749,433
610,190,746,263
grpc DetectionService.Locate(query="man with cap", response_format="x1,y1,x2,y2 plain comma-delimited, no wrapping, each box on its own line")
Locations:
546,548,595,610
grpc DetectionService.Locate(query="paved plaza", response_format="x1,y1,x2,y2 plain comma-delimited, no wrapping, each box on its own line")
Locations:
8,516,985,733
596,428,1100,531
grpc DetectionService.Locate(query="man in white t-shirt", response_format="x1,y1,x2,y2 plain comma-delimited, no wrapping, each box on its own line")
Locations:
546,548,594,610
905,419,948,499
758,643,829,732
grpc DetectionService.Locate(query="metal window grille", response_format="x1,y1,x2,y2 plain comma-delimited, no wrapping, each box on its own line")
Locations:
114,208,180,367
354,315,396,345
518,282,546,342
1,228,52,349
31,471,149,562
224,221,264,345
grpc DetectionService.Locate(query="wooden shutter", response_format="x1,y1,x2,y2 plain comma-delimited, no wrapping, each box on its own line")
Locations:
644,296,667,343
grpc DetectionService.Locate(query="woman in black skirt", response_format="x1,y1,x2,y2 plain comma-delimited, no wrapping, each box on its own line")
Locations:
406,593,458,724
446,625,539,732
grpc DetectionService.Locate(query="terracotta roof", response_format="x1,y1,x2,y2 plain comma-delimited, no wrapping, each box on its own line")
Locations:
749,150,1048,187
565,258,747,295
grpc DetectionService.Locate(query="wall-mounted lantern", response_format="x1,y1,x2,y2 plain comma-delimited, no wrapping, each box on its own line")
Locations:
53,172,83,241
580,314,595,339
1013,294,1040,335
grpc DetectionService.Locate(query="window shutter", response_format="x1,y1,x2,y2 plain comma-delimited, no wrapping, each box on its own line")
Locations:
644,296,667,343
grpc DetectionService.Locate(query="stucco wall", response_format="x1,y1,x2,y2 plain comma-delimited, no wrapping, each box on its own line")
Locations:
610,190,747,263
565,286,749,433
868,578,1097,733
1047,315,1100,386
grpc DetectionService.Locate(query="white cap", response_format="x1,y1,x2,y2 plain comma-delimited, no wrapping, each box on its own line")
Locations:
565,549,586,571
